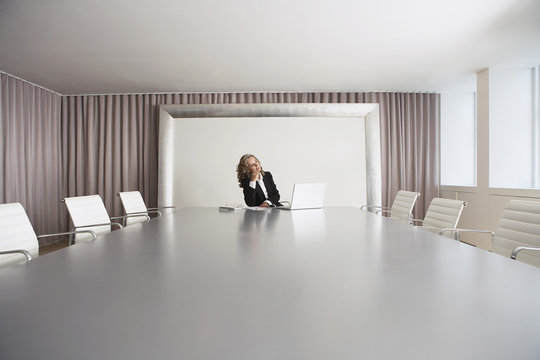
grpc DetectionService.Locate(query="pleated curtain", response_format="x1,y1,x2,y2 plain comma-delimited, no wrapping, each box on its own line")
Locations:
62,91,438,220
61,95,160,219
0,73,63,236
1,70,439,237
364,92,439,219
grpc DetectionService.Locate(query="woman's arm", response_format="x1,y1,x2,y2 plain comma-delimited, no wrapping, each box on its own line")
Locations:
264,172,280,205
242,180,259,206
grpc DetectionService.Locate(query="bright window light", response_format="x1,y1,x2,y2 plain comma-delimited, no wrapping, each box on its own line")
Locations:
489,66,539,189
441,92,477,186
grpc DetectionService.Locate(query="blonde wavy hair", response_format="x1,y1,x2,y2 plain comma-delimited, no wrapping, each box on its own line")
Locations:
236,154,265,187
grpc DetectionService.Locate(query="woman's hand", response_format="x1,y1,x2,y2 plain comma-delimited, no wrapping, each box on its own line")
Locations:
260,202,269,208
250,171,260,182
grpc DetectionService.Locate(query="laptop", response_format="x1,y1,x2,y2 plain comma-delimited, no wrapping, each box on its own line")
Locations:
277,183,327,210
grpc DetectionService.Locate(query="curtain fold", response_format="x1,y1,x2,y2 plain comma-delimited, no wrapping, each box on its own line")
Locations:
61,95,160,217
363,92,439,219
1,74,439,236
61,91,439,221
0,73,63,237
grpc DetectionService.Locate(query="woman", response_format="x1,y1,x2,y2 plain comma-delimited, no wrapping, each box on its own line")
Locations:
236,154,281,207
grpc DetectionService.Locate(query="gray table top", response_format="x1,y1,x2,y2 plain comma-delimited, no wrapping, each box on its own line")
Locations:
1,207,540,360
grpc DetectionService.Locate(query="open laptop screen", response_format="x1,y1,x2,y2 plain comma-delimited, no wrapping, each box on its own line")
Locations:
280,183,327,210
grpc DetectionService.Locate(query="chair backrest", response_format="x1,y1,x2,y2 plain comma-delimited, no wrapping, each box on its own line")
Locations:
422,198,466,232
0,203,39,268
117,191,149,226
493,200,540,267
390,190,420,219
63,195,111,242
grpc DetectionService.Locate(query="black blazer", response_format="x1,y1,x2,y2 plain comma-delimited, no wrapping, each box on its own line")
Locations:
241,171,281,207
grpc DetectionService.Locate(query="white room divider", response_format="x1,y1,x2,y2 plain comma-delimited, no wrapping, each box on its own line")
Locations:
158,103,381,208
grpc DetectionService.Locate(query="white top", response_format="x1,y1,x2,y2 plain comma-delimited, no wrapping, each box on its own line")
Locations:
249,172,272,205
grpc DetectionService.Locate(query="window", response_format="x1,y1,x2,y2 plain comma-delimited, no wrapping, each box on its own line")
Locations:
440,92,477,186
489,66,540,189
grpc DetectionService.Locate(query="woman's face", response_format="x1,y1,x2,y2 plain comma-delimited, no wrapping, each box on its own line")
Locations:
246,156,261,174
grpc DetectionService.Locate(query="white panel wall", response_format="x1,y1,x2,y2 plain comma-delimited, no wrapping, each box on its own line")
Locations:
440,92,476,186
441,68,540,250
490,67,534,188
172,117,366,208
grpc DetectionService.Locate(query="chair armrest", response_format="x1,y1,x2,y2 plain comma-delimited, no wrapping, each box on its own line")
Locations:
439,228,494,242
360,205,387,211
419,226,486,241
511,246,540,260
37,230,97,241
74,222,123,230
0,249,33,261
148,206,178,212
415,226,457,237
417,226,459,241
111,214,150,223
417,226,446,231
126,210,162,217
394,217,422,225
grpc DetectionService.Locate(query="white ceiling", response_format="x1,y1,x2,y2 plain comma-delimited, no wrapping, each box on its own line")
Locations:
1,0,539,95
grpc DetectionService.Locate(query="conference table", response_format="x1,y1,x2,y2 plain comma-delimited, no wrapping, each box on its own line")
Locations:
1,207,540,359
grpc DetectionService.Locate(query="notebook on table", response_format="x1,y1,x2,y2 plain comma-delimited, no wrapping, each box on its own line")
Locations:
277,183,327,210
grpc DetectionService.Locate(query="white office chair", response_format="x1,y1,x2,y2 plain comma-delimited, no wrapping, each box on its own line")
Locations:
441,200,540,267
62,195,148,243
409,197,467,238
117,191,177,226
361,190,420,219
0,202,96,269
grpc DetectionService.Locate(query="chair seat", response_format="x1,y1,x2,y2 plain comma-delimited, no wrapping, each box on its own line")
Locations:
117,191,176,226
423,198,467,231
390,190,420,219
0,203,39,268
493,200,540,267
117,191,149,226
361,190,420,220
63,195,118,243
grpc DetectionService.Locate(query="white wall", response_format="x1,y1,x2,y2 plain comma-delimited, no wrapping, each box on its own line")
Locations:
441,68,540,250
172,116,366,207
440,91,476,186
490,67,534,188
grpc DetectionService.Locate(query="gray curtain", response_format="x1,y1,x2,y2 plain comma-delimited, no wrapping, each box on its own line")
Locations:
61,95,161,217
0,72,63,236
364,92,439,219
61,91,438,220
1,73,439,236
